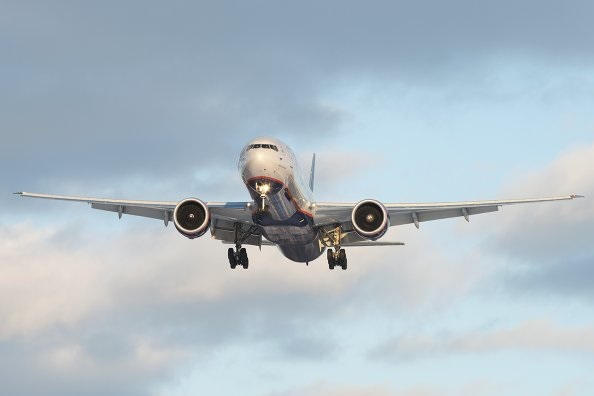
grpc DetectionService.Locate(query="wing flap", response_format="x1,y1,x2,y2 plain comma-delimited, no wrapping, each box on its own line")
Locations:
210,216,264,247
389,205,499,226
91,203,172,222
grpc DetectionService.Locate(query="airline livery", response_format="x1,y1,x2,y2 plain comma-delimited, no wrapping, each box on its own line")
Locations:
16,137,582,270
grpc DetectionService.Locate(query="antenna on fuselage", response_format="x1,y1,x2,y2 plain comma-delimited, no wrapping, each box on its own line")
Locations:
309,153,316,192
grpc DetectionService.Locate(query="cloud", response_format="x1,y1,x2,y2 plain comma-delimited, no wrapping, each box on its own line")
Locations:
3,2,594,394
490,143,594,259
475,142,594,298
3,0,594,200
369,319,594,363
269,380,503,396
268,382,395,396
0,219,484,395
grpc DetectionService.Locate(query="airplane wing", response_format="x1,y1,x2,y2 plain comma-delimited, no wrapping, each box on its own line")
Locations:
14,192,256,239
314,194,583,229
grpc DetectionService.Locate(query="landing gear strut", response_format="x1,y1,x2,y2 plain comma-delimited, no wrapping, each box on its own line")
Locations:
320,226,348,270
228,223,256,269
327,248,347,270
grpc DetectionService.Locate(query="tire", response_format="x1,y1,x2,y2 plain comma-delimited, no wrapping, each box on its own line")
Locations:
327,249,335,270
239,248,249,269
228,248,237,269
339,249,347,270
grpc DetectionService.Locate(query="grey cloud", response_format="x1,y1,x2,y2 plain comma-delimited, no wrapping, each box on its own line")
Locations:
3,0,594,197
476,143,594,298
266,335,337,361
502,256,594,300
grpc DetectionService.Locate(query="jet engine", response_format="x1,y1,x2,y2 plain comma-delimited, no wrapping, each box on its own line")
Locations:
173,198,210,239
351,199,389,240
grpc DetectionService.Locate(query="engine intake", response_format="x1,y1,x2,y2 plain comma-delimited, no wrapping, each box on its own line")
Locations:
351,199,389,240
173,198,210,239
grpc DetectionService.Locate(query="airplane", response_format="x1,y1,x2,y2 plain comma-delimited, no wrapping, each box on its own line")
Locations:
15,137,583,270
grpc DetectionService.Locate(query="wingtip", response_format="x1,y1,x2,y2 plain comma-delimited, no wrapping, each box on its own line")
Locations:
13,192,23,196
570,194,585,199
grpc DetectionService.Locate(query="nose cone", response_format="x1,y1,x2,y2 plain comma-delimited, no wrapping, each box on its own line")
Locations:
242,148,280,183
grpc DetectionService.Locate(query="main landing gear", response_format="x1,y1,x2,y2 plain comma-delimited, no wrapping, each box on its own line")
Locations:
320,226,347,270
228,246,248,269
327,248,347,270
228,223,257,269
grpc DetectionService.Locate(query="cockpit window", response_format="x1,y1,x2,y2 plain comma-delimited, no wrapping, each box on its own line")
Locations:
247,143,278,151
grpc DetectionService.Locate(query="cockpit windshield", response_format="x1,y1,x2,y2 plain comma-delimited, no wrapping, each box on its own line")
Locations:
247,144,278,151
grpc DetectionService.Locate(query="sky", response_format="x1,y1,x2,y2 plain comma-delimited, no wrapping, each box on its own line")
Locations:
1,0,594,395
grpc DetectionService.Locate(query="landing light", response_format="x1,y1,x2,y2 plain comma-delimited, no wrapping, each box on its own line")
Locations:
256,182,271,195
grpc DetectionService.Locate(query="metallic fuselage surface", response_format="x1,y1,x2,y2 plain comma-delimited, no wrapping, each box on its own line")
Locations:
239,137,321,262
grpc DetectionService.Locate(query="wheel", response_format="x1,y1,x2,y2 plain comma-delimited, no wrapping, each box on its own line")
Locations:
239,248,249,269
327,249,335,270
228,248,237,269
339,249,347,270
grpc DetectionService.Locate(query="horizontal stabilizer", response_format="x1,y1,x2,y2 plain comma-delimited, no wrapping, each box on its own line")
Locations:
243,240,405,247
341,241,405,247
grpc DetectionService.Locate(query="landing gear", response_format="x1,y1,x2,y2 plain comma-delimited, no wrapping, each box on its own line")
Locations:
228,248,237,269
228,246,249,269
227,223,257,270
239,248,248,269
338,249,347,270
327,248,347,270
321,226,348,270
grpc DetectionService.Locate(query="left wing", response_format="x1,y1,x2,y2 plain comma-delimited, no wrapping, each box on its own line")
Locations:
314,194,583,228
14,192,257,243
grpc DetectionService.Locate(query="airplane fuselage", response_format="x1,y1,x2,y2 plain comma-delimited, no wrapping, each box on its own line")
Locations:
239,137,322,262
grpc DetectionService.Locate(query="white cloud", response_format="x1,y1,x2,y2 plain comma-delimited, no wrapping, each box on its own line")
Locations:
487,142,594,262
0,224,111,338
370,319,594,362
462,142,594,299
0,217,484,395
269,380,503,396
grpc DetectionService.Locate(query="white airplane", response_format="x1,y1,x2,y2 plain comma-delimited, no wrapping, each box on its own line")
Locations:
16,137,582,270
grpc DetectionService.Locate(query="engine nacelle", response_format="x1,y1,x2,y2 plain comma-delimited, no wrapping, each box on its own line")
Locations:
173,198,210,239
351,199,389,240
